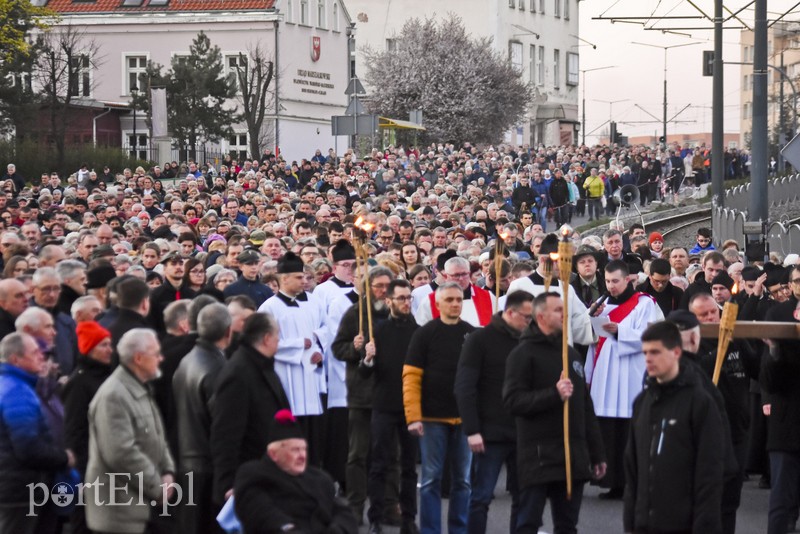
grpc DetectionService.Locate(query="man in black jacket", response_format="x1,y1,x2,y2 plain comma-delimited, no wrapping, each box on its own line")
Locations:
454,290,533,534
148,251,197,335
624,321,723,534
636,258,683,317
172,303,232,534
360,279,419,534
107,276,151,368
331,267,393,525
210,312,290,505
548,171,571,227
503,292,606,534
762,292,800,534
511,175,537,216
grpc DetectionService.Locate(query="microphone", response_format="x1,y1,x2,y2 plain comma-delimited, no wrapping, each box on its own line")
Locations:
587,291,610,316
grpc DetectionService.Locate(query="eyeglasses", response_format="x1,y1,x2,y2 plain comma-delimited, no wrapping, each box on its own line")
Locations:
36,285,60,293
447,272,470,279
391,296,412,302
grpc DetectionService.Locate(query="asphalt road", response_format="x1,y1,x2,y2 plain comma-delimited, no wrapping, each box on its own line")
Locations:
360,471,771,533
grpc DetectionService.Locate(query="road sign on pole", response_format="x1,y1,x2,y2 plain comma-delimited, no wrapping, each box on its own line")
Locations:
781,132,800,170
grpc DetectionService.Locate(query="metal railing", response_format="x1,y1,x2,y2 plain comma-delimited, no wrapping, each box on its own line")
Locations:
712,174,800,253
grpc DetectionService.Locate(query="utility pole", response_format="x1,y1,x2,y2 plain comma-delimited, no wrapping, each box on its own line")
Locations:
750,0,769,224
632,41,702,148
780,50,786,173
712,0,724,208
580,65,616,145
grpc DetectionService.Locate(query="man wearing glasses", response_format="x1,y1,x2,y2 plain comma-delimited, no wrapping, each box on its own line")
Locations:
414,256,496,328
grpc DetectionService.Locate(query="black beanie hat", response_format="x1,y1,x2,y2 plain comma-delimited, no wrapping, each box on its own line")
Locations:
277,251,305,274
539,233,560,256
269,409,305,444
331,239,356,263
711,271,734,291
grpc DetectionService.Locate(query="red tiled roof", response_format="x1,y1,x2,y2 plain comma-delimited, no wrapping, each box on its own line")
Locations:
47,0,274,14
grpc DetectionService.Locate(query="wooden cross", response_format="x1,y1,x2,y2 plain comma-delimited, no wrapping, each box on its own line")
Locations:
699,322,800,339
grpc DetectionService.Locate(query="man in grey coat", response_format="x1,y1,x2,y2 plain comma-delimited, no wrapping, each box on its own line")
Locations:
84,328,176,534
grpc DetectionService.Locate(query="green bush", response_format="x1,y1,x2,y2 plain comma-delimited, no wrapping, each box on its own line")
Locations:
0,140,155,183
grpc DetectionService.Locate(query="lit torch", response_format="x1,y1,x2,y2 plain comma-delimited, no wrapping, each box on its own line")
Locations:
543,252,558,293
713,283,738,386
557,228,575,499
354,217,375,341
495,232,508,302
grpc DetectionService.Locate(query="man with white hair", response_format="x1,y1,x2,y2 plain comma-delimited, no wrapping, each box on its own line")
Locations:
414,256,496,328
85,328,175,534
55,260,87,316
71,295,103,323
0,332,74,533
15,308,56,355
31,267,78,375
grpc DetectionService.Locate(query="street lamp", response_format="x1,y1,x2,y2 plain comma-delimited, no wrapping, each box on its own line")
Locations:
631,41,702,147
130,83,138,160
580,65,617,145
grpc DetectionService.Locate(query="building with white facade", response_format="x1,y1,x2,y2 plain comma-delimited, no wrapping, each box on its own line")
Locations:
343,0,580,146
44,0,352,162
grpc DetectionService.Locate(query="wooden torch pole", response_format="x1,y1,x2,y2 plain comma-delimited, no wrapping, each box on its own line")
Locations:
558,234,574,500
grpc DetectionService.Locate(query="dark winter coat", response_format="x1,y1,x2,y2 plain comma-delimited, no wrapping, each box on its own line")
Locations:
358,313,419,413
61,355,112,476
234,456,357,534
210,343,290,504
636,278,684,317
761,303,800,452
331,300,389,410
454,313,522,443
502,323,604,490
623,362,723,534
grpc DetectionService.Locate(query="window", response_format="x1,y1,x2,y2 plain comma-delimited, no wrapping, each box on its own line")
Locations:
69,54,91,97
126,55,147,95
317,0,326,28
553,49,560,88
148,0,168,6
554,0,560,17
300,0,309,24
7,72,32,92
333,2,339,30
743,102,751,119
519,0,525,10
229,133,249,160
530,0,535,11
285,0,293,22
126,133,148,160
121,0,142,6
564,0,569,19
567,52,578,86
509,41,523,72
537,46,544,85
226,54,248,93
539,0,545,13
509,0,514,6
386,38,397,52
529,44,536,83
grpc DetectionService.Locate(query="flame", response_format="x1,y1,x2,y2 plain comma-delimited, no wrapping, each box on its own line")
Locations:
362,222,374,232
499,231,509,240
354,216,364,228
731,282,738,295
562,227,570,237
549,252,560,261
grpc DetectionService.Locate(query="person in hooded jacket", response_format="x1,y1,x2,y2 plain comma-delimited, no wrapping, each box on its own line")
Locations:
624,321,723,534
503,292,606,534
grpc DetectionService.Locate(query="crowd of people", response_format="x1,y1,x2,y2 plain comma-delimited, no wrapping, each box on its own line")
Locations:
0,140,794,534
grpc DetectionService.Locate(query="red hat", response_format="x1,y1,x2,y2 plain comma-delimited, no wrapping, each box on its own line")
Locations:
649,232,664,245
76,321,111,355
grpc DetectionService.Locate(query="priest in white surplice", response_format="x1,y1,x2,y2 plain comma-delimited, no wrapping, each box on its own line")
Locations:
503,233,594,346
585,259,664,499
258,251,327,466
